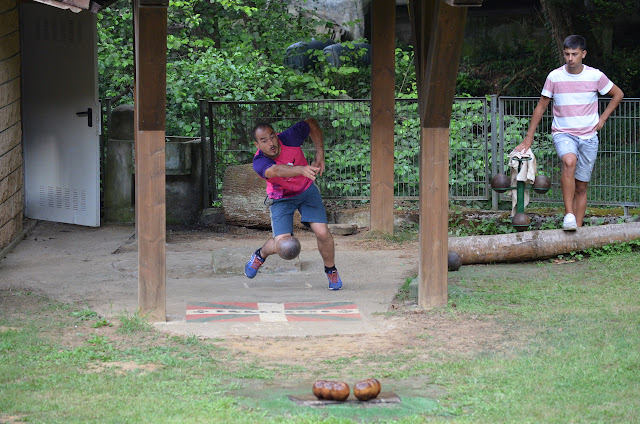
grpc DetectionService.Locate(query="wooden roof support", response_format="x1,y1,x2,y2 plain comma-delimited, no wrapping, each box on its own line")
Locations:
370,0,396,234
409,0,468,308
133,0,168,321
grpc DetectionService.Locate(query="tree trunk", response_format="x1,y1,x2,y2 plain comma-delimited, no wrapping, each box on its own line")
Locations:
539,0,573,65
222,163,303,229
449,222,640,264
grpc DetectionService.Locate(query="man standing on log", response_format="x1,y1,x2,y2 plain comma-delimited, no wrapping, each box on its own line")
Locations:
244,118,343,290
515,34,624,231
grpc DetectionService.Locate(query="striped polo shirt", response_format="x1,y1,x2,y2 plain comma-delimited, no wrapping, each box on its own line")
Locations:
541,64,614,138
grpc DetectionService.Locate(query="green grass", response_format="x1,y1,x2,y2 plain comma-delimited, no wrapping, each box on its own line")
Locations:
1,250,640,422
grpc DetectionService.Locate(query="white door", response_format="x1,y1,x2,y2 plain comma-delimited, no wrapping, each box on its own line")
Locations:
21,3,100,227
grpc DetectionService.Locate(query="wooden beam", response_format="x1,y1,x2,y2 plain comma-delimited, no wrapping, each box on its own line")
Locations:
418,127,449,307
133,0,167,321
449,223,640,264
410,0,468,308
370,0,396,234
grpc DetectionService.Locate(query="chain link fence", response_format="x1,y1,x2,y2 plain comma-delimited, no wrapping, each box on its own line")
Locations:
200,97,640,208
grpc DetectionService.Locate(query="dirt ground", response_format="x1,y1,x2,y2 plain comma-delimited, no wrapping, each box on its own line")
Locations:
0,221,516,372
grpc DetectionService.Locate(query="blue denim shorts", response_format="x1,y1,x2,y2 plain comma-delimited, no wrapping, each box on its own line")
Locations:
269,184,327,237
553,132,599,182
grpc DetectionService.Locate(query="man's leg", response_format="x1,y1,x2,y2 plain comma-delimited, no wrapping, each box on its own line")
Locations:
244,198,295,278
309,222,335,267
254,235,287,260
573,180,589,226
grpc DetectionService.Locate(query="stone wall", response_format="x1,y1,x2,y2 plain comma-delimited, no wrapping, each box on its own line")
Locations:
0,0,23,250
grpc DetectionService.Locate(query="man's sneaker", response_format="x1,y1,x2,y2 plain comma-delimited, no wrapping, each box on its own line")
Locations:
244,250,264,278
326,270,343,290
563,213,578,231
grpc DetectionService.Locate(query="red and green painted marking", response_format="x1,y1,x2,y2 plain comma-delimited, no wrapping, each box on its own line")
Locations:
186,301,361,322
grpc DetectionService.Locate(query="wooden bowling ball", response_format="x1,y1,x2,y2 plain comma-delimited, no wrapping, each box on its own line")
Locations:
366,378,381,396
312,380,326,399
490,174,511,193
320,381,335,400
277,235,301,260
330,382,350,401
353,380,377,401
512,213,530,231
533,175,551,193
448,251,462,271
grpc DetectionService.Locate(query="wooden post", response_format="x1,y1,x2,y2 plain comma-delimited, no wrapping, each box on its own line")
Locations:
133,0,168,321
370,0,396,234
409,0,469,308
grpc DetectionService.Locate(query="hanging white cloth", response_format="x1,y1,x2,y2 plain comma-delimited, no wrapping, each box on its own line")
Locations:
507,149,537,216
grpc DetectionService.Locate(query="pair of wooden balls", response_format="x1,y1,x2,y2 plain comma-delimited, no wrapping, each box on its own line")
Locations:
312,378,381,401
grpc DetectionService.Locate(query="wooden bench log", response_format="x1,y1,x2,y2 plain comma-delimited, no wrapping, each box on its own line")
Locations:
449,222,640,264
222,164,303,229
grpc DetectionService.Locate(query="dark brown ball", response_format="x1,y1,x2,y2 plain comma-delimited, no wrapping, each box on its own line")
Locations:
366,378,381,396
312,380,326,399
330,382,350,401
277,236,301,260
320,381,335,400
490,174,511,193
512,213,531,231
448,251,462,271
532,175,551,193
354,380,377,401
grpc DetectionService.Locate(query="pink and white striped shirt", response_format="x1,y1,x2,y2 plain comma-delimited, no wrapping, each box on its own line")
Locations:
541,65,614,138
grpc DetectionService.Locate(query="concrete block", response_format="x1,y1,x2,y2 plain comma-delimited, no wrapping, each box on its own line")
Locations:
165,140,194,175
328,223,358,235
109,104,134,140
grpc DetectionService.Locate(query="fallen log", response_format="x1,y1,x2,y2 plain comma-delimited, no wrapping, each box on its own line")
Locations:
448,222,640,264
222,163,303,229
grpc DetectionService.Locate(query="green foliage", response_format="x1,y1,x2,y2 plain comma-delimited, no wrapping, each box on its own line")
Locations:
116,309,154,334
98,0,379,136
70,309,98,321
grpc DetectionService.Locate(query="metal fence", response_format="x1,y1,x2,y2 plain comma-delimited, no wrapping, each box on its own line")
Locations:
200,97,640,208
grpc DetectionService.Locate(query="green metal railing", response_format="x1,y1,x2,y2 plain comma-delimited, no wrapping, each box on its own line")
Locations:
192,96,640,209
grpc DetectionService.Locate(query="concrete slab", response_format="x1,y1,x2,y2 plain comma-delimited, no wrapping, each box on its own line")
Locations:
0,221,419,339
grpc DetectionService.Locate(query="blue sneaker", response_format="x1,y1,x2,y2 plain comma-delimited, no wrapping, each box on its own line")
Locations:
326,269,343,290
244,250,264,279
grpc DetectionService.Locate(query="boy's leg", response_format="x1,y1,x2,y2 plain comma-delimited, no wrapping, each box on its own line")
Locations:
573,180,589,226
572,134,599,227
560,152,578,215
554,133,580,230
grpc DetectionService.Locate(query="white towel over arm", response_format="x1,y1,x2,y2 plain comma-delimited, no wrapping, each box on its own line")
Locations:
507,148,537,216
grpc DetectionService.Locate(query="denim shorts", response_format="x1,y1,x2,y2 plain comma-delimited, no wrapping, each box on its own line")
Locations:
553,132,599,182
269,184,327,237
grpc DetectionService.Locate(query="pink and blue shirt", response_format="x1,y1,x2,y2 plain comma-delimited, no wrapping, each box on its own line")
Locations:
253,121,314,199
541,64,614,138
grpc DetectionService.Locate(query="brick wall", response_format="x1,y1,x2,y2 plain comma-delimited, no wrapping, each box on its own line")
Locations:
0,0,23,250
